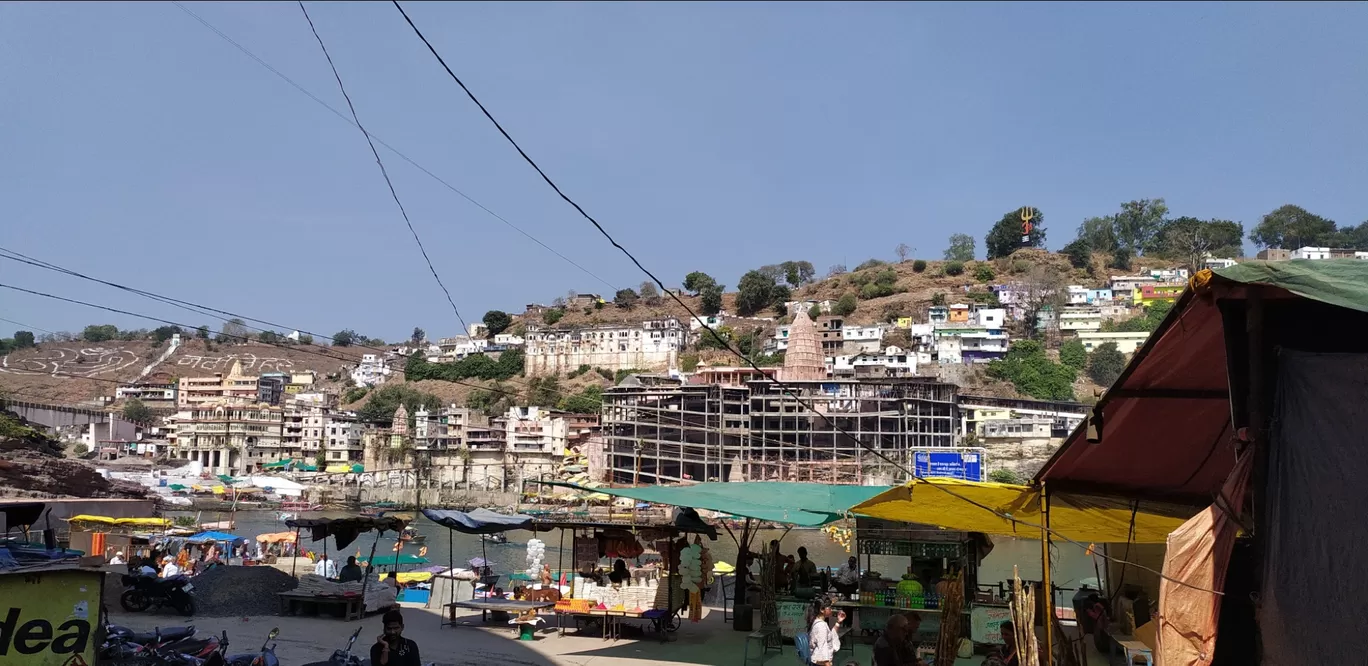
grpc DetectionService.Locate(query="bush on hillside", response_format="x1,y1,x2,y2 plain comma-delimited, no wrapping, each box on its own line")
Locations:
833,293,858,316
974,264,995,283
945,261,965,276
985,340,1076,401
912,259,927,273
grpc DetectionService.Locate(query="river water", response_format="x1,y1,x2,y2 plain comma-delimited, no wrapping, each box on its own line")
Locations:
177,510,1105,595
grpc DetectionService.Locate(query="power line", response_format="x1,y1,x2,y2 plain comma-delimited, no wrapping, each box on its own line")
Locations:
168,1,616,294
296,1,468,334
389,3,1217,593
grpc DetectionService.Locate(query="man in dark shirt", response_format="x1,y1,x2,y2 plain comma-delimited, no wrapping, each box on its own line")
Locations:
337,556,365,583
371,609,421,666
873,612,922,666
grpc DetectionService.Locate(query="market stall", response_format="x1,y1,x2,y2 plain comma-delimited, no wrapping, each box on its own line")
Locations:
420,507,533,627
283,515,408,618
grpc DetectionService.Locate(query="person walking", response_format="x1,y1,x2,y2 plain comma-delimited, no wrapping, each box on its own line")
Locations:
808,596,844,666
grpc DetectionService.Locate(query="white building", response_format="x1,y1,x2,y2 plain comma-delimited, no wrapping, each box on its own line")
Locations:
468,322,489,338
1290,247,1332,260
436,336,489,360
1146,267,1190,282
1110,275,1158,295
504,406,568,482
350,354,392,387
493,333,525,347
1203,254,1239,270
841,324,886,354
524,318,685,376
830,347,917,378
689,313,726,331
931,307,1009,364
1077,330,1152,354
1058,308,1104,334
1067,286,1089,305
293,405,363,465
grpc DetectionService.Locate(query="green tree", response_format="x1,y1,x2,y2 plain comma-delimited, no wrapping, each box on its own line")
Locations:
81,325,119,342
1076,216,1120,254
808,303,822,319
931,292,947,306
483,311,513,337
525,376,562,407
196,325,210,340
1327,221,1368,250
683,271,717,294
542,308,565,325
736,269,782,315
258,330,279,344
833,293,858,317
777,260,815,287
986,207,1046,259
699,285,724,316
1087,342,1127,386
122,398,154,425
696,325,734,351
679,353,700,372
1112,198,1169,255
1062,238,1092,269
944,234,976,262
412,327,425,345
151,326,181,343
613,288,640,308
1059,338,1087,370
973,264,995,283
332,329,358,347
557,385,603,414
1249,204,1337,249
855,258,887,271
1109,249,1132,271
944,261,965,276
358,384,444,423
912,259,927,273
12,331,35,349
299,333,314,345
985,340,1076,401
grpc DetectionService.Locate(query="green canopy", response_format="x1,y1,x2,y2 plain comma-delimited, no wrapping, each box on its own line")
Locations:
351,464,364,473
295,463,318,472
372,553,430,566
540,481,890,527
262,459,292,469
1215,259,1368,313
168,484,187,491
216,474,235,484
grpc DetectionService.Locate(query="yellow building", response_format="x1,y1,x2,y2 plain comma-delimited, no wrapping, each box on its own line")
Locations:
1132,283,1185,305
177,360,259,408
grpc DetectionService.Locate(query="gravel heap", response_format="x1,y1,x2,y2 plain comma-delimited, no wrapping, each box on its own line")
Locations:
192,566,298,617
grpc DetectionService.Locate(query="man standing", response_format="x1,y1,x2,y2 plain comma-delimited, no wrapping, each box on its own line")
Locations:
371,609,421,666
337,556,365,583
314,553,338,579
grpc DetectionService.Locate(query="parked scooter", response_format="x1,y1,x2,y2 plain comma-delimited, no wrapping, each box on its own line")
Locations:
120,571,197,616
302,627,365,666
222,627,281,666
100,623,219,662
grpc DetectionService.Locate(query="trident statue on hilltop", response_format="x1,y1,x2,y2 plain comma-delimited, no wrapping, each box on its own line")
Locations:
1019,206,1034,244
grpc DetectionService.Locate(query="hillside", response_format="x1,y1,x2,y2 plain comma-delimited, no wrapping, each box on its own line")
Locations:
0,338,368,404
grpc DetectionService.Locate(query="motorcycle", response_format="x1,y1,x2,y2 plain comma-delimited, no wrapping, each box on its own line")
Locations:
101,623,220,662
222,627,280,666
107,627,220,666
302,627,365,666
120,572,197,616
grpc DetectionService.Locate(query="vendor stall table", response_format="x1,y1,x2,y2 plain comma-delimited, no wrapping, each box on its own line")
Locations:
444,598,555,626
276,591,363,621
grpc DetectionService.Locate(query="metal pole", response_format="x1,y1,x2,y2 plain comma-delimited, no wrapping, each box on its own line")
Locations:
359,531,380,608
1040,484,1053,662
290,525,301,578
447,529,455,613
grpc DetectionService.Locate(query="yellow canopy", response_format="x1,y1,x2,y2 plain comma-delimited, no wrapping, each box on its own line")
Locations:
68,515,171,527
851,478,1195,544
379,571,433,583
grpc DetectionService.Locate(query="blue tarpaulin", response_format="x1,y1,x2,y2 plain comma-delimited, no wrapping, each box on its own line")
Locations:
186,531,246,544
421,508,532,535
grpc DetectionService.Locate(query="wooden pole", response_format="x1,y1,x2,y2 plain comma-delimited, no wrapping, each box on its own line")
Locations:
1040,484,1053,663
290,525,301,578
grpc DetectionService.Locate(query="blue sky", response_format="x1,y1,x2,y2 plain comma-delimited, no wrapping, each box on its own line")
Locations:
2,2,1365,341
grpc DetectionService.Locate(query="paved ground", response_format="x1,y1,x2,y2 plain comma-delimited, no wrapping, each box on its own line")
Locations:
108,603,1118,666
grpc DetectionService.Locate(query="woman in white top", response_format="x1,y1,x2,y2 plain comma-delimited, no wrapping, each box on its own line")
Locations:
808,596,845,665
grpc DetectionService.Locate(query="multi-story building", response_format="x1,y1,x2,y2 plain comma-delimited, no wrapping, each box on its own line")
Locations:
524,318,685,376
1288,247,1368,260
932,307,1008,364
1108,275,1158,297
412,406,488,451
321,414,364,466
830,348,917,378
1203,255,1239,270
815,315,845,356
257,373,287,406
1133,283,1185,305
1146,267,1190,282
1058,307,1104,334
351,354,392,387
841,324,886,355
1077,330,1153,354
493,333,525,347
116,381,178,409
172,403,284,475
1067,286,1115,305
688,366,778,387
177,360,259,409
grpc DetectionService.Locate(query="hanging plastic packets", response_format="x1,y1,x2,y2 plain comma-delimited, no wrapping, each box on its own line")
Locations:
525,538,545,578
679,541,705,623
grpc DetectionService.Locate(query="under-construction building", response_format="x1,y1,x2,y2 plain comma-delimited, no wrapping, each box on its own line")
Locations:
601,376,959,485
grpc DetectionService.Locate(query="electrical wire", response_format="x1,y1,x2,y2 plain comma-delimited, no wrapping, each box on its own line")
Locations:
167,1,616,293
391,3,1218,593
296,1,468,334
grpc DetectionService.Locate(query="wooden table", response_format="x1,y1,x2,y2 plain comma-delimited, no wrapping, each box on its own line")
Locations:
443,599,556,627
555,608,673,642
276,591,364,621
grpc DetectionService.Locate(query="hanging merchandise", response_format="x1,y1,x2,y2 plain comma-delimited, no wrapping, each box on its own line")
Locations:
526,538,546,578
678,542,705,623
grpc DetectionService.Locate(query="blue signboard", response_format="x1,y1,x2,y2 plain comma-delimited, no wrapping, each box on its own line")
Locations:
913,450,984,482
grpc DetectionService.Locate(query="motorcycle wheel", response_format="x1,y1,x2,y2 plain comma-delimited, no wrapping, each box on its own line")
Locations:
176,596,196,617
120,590,151,613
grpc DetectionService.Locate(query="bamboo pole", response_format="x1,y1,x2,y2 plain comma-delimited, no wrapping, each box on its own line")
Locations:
1040,484,1053,663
